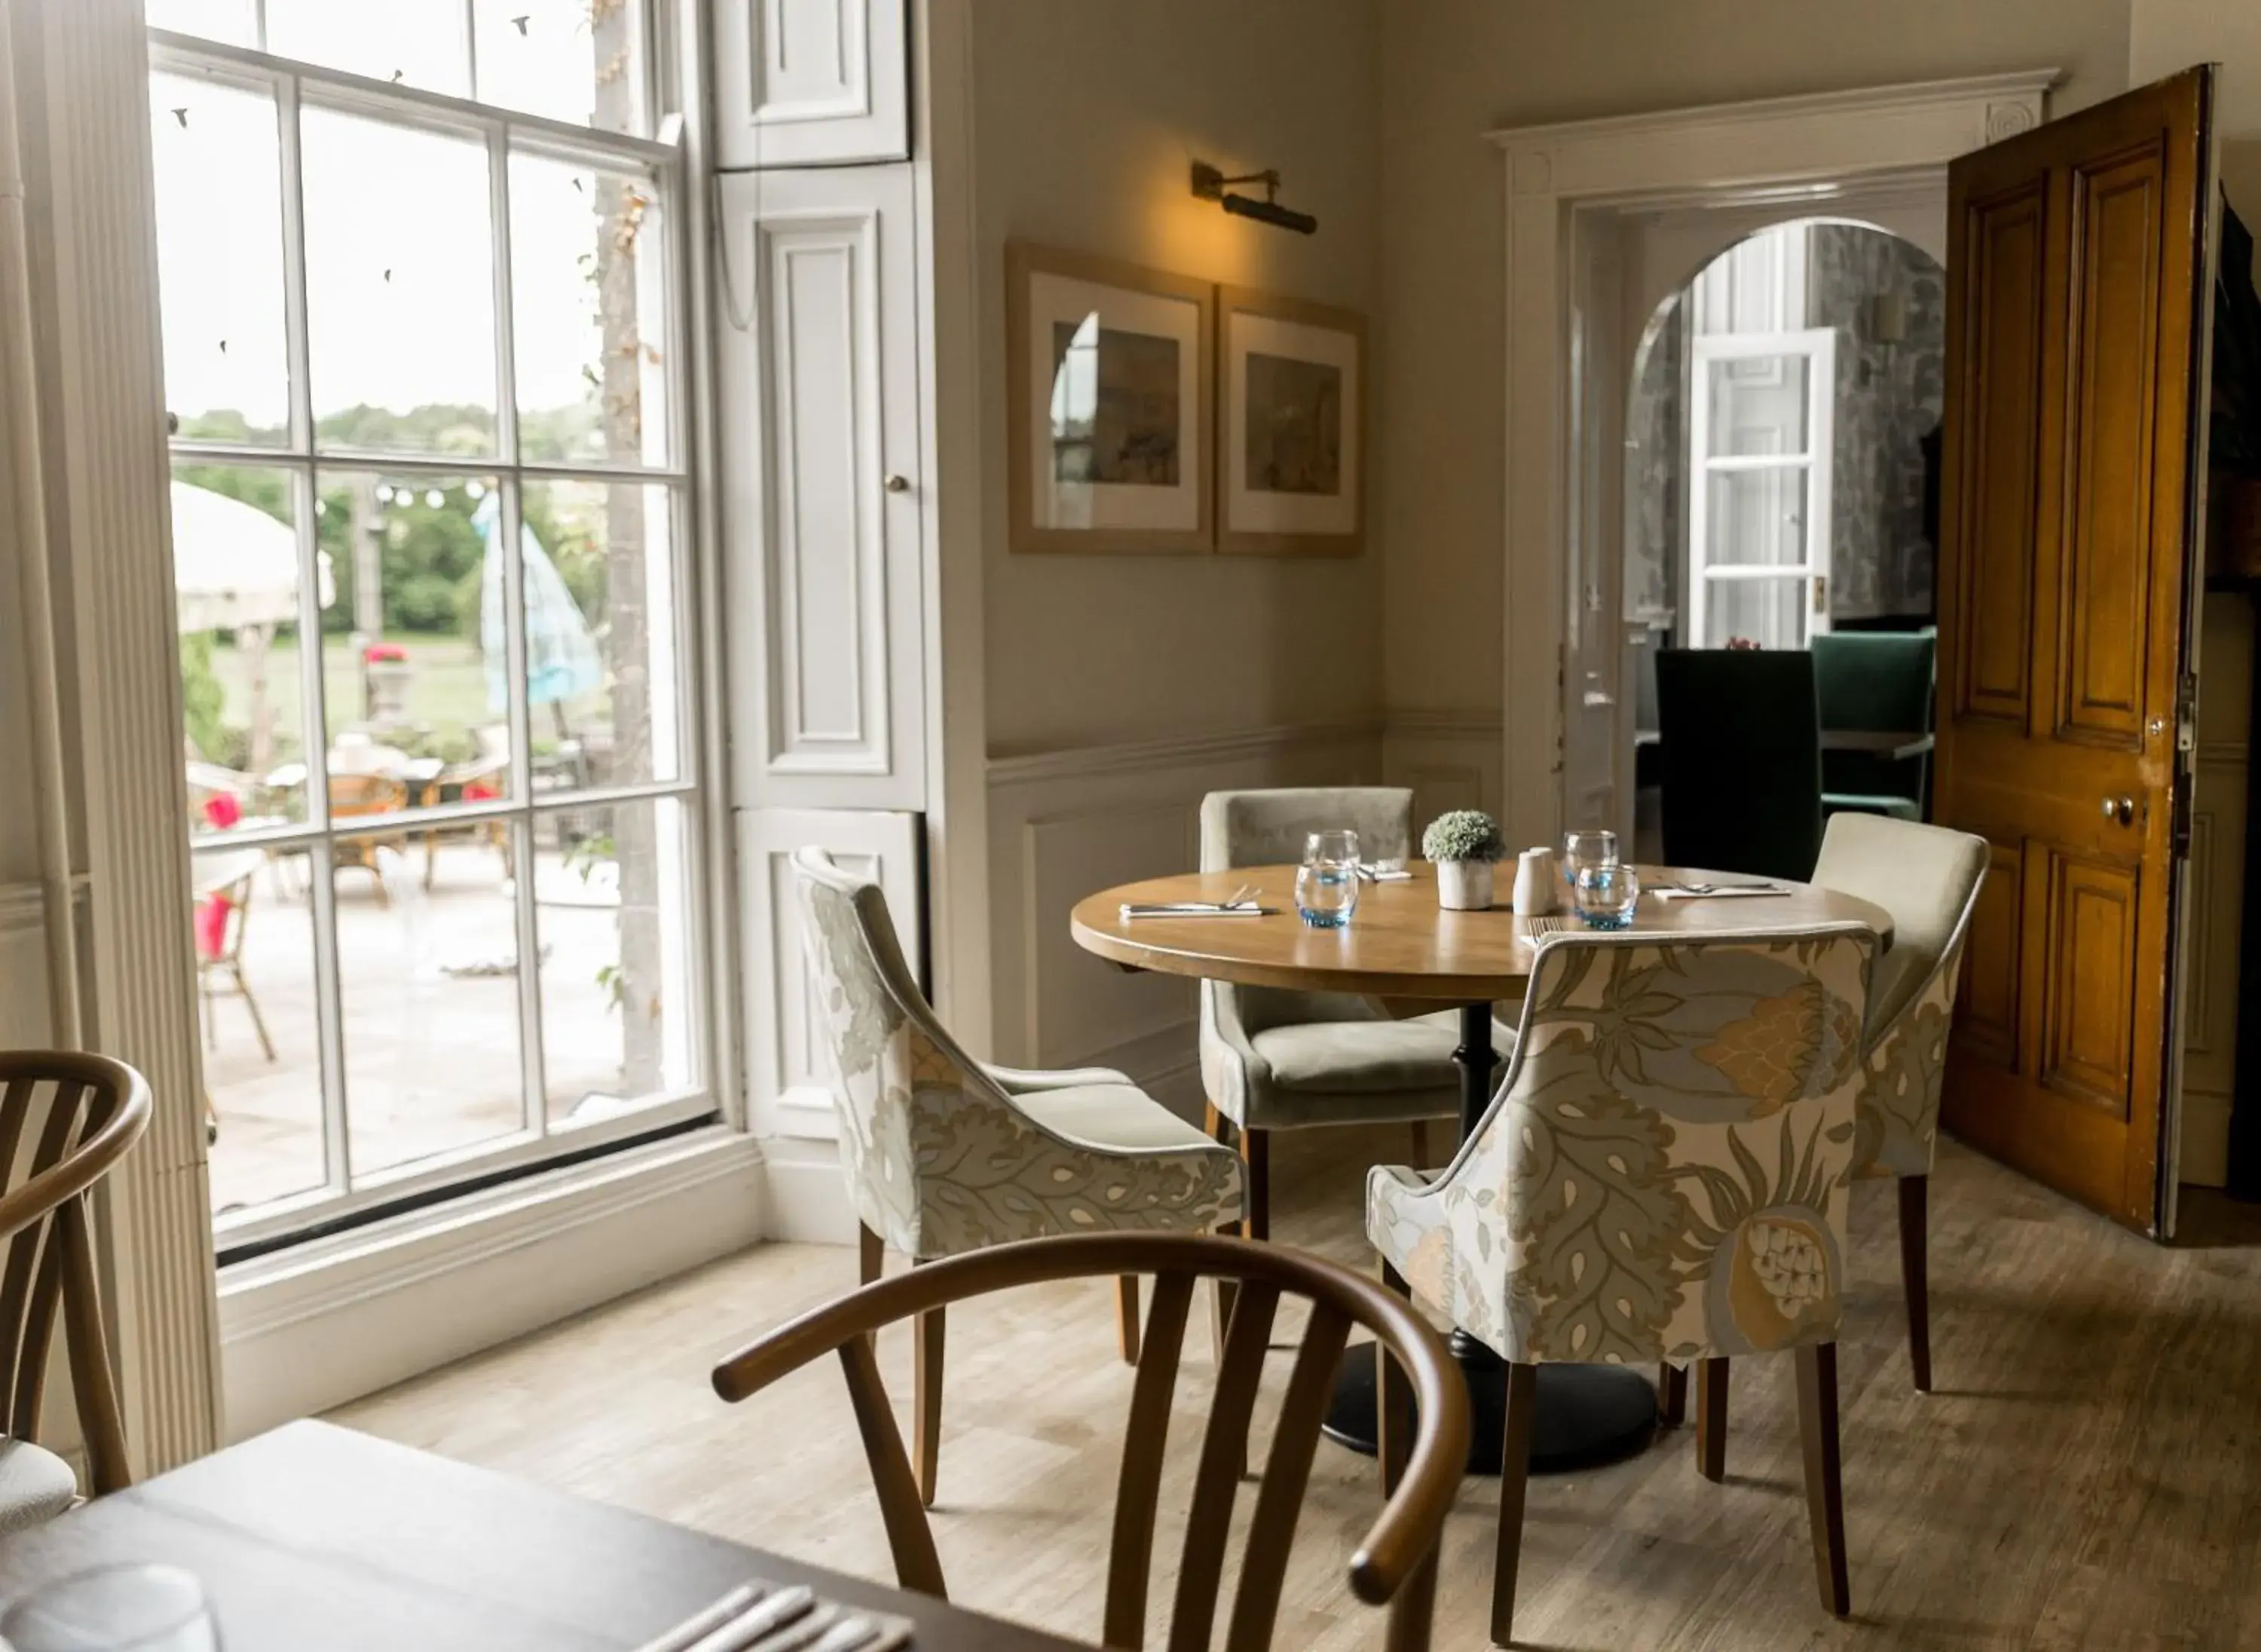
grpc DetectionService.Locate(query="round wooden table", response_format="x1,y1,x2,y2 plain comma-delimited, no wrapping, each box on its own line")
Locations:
1072,861,1895,1475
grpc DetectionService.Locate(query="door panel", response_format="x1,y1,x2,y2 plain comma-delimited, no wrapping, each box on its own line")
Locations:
2059,142,2166,747
2039,850,2137,1114
712,0,910,170
1937,67,2215,1232
1954,182,2047,726
718,165,925,813
1959,839,2024,1068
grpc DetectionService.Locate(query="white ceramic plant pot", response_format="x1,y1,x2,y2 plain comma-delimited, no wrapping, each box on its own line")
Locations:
1436,859,1496,912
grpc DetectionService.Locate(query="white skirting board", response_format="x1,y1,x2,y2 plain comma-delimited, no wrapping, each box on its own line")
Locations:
220,1130,766,1439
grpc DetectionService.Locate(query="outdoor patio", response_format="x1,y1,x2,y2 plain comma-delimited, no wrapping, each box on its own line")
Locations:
199,836,651,1218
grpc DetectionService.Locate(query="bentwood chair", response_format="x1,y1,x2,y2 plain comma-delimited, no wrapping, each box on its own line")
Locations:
1367,925,1878,1642
1655,649,1825,881
329,772,412,906
194,873,274,1064
1198,789,1513,1241
713,1232,1470,1652
792,849,1241,1510
0,1053,152,1528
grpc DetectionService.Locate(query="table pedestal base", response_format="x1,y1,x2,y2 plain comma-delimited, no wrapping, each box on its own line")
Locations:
1322,1331,1660,1476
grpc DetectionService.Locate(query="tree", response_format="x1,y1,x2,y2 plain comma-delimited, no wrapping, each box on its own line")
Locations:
595,0,663,1097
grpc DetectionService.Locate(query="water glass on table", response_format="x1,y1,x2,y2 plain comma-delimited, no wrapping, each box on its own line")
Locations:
1573,862,1641,929
2,1565,222,1651
1296,830,1361,928
1561,830,1618,905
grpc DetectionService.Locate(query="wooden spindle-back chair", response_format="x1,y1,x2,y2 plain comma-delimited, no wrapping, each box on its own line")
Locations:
0,1052,153,1510
713,1231,1470,1652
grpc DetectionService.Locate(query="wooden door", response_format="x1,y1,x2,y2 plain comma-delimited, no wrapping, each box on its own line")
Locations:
1936,68,2218,1232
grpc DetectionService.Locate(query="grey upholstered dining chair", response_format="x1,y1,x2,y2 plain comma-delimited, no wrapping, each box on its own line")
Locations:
791,848,1243,1510
1368,924,1880,1641
1198,788,1513,1242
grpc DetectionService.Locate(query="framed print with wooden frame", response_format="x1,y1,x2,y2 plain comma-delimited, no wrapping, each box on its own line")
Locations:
1218,287,1365,556
1007,243,1215,555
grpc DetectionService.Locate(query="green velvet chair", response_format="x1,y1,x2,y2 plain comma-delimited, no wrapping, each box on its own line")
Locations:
1813,630,1936,821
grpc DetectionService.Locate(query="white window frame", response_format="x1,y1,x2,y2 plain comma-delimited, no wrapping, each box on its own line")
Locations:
1685,326,1837,650
148,25,718,1254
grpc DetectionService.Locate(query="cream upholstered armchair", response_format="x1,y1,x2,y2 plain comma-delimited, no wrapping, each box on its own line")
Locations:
792,848,1242,1507
1199,788,1510,1240
1366,925,1879,1641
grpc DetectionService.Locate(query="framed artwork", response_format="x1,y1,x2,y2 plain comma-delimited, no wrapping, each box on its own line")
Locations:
1007,242,1215,555
1217,286,1365,557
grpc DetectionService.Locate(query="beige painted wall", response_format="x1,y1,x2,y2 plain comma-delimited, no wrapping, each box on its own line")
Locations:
2132,0,2261,225
1377,0,2136,718
970,0,1384,756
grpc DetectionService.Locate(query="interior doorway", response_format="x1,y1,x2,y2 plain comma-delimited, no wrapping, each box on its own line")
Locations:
1620,217,1947,859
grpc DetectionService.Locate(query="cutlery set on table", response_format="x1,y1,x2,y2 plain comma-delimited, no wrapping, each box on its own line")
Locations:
633,1582,913,1652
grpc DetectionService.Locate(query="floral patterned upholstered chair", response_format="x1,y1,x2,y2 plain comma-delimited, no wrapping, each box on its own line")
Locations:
1811,812,1988,1387
791,848,1243,1508
1366,924,1879,1642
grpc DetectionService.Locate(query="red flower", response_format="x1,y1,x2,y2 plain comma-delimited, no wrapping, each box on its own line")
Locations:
363,642,407,664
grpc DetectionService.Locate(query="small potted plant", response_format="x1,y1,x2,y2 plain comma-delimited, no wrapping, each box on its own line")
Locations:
1422,809,1506,911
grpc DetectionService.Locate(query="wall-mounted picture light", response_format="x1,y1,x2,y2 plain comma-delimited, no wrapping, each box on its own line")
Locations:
1191,162,1317,235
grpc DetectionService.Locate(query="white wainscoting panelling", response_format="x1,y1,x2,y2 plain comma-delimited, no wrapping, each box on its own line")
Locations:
987,721,1383,1117
737,806,922,1143
0,885,53,1049
219,1129,766,1439
713,0,910,170
2180,592,2253,1189
1383,710,1504,839
720,165,925,813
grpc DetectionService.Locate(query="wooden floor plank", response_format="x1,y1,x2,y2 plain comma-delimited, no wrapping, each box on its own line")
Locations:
337,1133,2261,1650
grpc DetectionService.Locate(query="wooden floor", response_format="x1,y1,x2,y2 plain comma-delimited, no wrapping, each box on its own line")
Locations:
337,1130,2261,1650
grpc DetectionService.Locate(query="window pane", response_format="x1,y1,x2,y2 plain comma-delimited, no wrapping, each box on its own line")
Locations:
335,823,528,1178
511,153,669,468
302,107,497,457
311,471,518,809
1703,578,1809,650
537,797,696,1127
150,73,291,447
197,851,329,1216
1706,354,1811,459
519,481,682,790
475,0,647,135
174,463,317,834
147,0,259,45
266,0,470,96
1704,467,1809,567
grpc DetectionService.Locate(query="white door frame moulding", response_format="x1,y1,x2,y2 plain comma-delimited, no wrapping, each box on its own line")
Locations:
1488,69,2059,852
916,0,995,1057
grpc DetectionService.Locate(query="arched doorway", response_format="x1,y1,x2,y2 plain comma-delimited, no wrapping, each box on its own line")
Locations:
1621,219,1947,858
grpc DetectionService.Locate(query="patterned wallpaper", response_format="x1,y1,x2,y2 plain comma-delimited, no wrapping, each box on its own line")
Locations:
1807,225,1946,621
1625,223,1945,631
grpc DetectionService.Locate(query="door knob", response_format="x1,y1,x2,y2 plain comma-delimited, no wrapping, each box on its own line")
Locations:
2102,796,2135,826
884,473,912,493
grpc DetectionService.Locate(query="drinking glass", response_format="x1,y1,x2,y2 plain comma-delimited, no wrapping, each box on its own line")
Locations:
1562,830,1619,904
1296,830,1361,928
2,1565,222,1651
1574,862,1641,929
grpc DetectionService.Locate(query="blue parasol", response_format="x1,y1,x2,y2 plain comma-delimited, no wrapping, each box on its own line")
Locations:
474,494,602,712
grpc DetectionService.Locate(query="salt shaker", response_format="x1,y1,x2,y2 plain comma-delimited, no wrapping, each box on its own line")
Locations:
1511,846,1558,916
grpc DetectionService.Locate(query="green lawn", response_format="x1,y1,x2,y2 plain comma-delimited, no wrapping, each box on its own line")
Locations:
209,632,496,754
